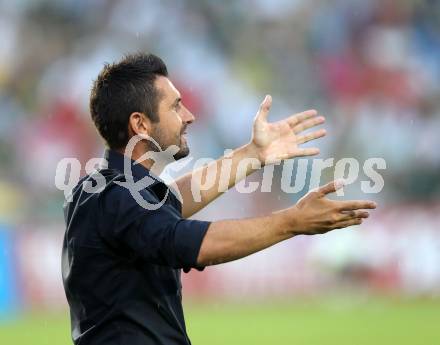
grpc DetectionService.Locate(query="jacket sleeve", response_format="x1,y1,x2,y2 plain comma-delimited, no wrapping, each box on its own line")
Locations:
99,184,210,270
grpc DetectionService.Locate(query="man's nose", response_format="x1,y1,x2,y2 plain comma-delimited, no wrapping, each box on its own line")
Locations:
181,105,195,124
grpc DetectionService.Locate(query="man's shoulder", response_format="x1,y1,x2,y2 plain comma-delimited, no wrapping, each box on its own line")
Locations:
96,169,166,210
69,169,124,196
65,169,126,209
66,168,178,216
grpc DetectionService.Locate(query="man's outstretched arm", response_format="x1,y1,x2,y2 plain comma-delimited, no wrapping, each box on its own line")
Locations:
176,95,327,218
197,180,377,266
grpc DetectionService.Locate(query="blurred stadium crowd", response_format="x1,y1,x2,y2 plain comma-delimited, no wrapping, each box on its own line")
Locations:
0,0,439,315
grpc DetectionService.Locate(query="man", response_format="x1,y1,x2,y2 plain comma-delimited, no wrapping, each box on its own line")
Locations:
62,53,376,345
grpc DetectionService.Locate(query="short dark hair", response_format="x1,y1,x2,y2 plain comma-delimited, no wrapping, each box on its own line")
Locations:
90,53,168,149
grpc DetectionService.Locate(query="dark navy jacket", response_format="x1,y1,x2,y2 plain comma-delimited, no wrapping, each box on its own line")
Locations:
62,150,210,345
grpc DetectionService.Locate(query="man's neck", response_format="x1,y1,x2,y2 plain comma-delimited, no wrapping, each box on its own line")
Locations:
115,147,167,176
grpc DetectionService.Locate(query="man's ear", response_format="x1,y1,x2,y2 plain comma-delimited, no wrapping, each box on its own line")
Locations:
128,112,152,137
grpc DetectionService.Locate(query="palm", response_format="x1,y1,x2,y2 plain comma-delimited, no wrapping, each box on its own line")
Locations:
252,95,326,165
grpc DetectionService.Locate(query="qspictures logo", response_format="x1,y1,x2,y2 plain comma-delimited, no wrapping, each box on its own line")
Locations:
55,134,386,210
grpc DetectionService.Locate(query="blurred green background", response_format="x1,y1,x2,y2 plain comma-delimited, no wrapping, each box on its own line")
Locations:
0,0,439,344
1,299,440,344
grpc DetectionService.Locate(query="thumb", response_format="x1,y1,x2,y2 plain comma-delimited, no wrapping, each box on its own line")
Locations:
255,94,272,122
318,179,346,196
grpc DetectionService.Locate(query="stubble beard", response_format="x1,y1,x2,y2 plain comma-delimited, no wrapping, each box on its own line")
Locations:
174,134,190,160
149,126,190,161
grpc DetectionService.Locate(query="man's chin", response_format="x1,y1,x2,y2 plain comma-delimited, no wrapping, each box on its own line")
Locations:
174,144,189,160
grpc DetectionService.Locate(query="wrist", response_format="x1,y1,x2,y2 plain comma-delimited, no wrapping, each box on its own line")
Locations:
244,141,264,165
273,207,302,237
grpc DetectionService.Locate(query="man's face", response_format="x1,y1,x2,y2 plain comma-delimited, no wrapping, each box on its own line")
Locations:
150,76,195,159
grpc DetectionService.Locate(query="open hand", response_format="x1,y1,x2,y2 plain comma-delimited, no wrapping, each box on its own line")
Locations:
251,95,326,165
286,180,377,235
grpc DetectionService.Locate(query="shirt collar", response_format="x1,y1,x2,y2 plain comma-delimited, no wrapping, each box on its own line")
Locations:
104,149,169,197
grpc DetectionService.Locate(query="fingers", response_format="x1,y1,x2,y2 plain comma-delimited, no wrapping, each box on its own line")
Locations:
292,116,325,134
332,207,375,229
296,129,327,144
339,210,370,221
317,179,346,195
292,147,320,157
287,109,318,126
337,200,377,211
332,218,364,229
255,95,272,122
